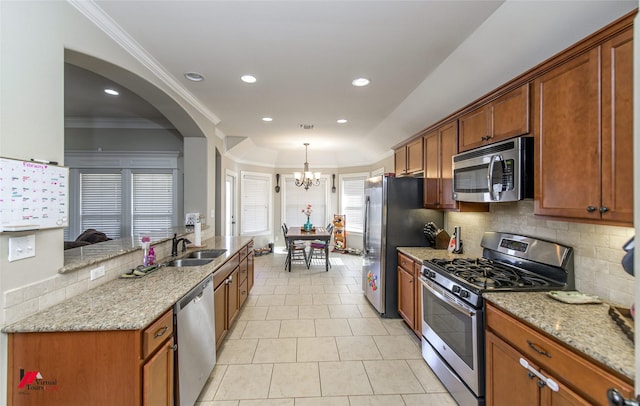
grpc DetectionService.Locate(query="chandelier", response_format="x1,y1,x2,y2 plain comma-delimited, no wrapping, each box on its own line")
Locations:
294,143,321,190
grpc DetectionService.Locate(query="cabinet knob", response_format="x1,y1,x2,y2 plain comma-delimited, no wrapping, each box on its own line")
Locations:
586,206,597,212
600,206,609,213
537,379,546,389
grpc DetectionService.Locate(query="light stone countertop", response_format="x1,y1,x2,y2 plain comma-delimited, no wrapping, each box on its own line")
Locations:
397,247,634,381
397,246,464,262
484,292,635,381
3,235,253,333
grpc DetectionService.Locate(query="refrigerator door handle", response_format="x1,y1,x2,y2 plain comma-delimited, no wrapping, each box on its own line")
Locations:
364,195,370,254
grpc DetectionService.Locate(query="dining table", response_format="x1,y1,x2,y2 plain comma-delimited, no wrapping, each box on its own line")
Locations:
285,226,331,272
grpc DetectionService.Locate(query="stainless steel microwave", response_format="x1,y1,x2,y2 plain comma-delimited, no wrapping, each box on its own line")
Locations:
452,137,534,203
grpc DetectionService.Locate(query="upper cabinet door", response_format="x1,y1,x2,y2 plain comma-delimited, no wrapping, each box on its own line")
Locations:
459,105,490,152
601,28,633,224
394,147,407,175
406,138,424,174
534,26,633,226
534,48,601,220
459,84,530,152
491,84,530,142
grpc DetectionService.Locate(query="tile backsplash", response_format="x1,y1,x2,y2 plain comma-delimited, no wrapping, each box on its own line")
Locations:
445,200,635,307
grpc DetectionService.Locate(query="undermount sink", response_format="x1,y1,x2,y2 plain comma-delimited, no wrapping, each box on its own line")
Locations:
165,258,213,267
187,249,227,259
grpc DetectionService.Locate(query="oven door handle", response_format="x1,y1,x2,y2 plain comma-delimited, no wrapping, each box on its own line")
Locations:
420,277,476,317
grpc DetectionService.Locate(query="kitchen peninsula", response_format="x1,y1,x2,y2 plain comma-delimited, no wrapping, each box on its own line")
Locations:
3,235,254,405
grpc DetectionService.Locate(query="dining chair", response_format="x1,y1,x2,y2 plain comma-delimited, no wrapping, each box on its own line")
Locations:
282,224,308,270
307,224,333,268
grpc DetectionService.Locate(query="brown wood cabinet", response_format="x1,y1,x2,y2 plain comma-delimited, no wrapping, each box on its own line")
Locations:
459,84,530,152
486,303,633,406
214,242,254,349
7,309,175,405
394,137,424,176
534,27,633,225
396,252,422,337
424,121,457,210
423,122,488,212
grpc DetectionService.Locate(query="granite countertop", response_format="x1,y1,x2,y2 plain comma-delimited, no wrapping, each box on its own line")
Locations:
484,292,635,381
3,235,253,334
397,246,463,262
397,247,634,381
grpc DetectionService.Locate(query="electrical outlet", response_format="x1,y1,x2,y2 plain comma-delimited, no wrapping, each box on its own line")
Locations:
8,235,36,262
90,266,106,281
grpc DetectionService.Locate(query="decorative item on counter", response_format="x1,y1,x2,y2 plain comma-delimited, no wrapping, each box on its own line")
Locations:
302,203,313,231
148,246,155,265
194,217,202,246
141,236,151,266
608,305,634,343
547,290,602,304
448,226,463,254
185,212,199,227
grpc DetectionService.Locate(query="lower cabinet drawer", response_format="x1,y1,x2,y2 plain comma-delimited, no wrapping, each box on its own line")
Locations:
142,310,174,359
486,303,633,403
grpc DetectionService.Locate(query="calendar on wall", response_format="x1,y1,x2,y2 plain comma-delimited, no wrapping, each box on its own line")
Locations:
0,157,69,232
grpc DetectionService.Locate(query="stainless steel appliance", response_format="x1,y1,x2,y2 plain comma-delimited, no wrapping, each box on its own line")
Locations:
452,136,534,203
362,175,443,317
420,232,574,406
175,275,216,406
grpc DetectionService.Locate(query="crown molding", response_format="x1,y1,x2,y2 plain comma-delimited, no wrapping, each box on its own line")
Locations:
67,0,221,126
65,116,175,129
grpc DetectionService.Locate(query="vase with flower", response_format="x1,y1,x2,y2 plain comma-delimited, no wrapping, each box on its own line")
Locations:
302,204,313,231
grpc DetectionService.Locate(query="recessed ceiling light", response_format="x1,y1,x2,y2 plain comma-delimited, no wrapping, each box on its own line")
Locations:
184,72,205,82
241,75,257,84
262,117,273,122
352,77,370,87
337,119,348,124
104,88,119,96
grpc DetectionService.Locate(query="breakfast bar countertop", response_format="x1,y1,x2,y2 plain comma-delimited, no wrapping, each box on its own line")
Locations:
3,235,253,334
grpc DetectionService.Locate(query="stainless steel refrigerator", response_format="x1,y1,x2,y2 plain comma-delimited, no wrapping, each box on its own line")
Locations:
362,175,443,317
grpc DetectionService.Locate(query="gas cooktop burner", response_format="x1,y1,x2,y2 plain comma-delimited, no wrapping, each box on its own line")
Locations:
425,257,555,290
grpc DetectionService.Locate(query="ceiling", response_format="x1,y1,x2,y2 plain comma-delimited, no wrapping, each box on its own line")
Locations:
64,0,636,168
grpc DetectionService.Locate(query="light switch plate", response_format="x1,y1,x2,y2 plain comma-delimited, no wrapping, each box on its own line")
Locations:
8,235,36,262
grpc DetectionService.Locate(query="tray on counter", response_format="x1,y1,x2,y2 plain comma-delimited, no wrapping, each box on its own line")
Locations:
608,305,634,343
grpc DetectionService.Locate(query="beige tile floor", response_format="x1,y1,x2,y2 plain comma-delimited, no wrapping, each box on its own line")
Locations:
196,250,456,406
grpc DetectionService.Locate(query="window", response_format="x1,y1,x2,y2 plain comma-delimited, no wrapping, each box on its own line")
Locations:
340,173,367,233
65,151,179,241
282,176,329,228
241,171,272,235
79,172,122,239
131,172,175,238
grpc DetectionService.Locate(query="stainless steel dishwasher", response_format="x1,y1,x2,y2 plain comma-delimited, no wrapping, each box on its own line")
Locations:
174,274,215,406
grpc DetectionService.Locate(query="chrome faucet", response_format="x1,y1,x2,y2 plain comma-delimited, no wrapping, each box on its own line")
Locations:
171,233,191,257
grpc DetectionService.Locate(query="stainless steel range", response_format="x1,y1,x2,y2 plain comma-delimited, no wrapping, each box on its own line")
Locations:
419,232,574,406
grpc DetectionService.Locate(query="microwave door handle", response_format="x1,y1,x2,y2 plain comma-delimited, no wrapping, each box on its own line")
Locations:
487,154,503,201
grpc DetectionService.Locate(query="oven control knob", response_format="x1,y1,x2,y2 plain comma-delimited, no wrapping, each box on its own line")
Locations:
428,271,436,279
452,285,461,294
460,290,470,298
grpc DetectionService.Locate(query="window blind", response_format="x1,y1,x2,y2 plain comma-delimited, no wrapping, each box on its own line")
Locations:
241,173,271,234
283,177,328,228
132,173,174,239
341,176,365,233
79,173,122,239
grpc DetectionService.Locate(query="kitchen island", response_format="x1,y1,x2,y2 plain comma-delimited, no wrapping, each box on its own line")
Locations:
3,235,253,406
